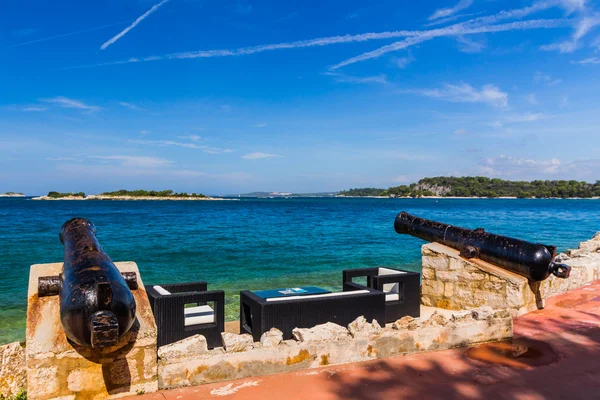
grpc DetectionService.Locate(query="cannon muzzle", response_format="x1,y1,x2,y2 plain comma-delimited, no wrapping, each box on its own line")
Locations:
394,211,570,282
39,218,137,348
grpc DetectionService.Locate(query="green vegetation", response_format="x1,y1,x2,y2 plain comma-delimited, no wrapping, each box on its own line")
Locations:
47,191,85,198
339,177,600,198
101,189,206,198
0,388,27,400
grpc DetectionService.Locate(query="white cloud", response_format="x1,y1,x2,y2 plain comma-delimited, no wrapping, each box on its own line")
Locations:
118,101,144,111
330,19,565,70
88,155,173,168
412,83,508,108
429,0,474,21
72,16,567,70
456,35,486,53
22,105,47,112
489,121,503,128
390,53,415,68
41,96,101,112
140,130,151,135
7,22,125,49
504,112,549,123
241,152,282,160
391,175,410,183
533,71,562,86
525,93,538,105
573,56,600,64
46,157,78,162
101,0,171,50
479,155,562,176
324,72,389,85
541,16,600,53
177,135,202,142
454,128,468,135
254,123,268,128
130,139,232,154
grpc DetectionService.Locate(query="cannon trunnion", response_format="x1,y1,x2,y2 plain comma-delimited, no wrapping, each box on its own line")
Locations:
394,211,570,282
38,218,137,348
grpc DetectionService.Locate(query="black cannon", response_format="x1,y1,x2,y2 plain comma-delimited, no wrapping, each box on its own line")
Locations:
394,212,571,282
39,218,137,348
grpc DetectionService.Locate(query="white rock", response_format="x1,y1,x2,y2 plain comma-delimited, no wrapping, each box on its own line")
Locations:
392,316,420,331
0,342,26,398
347,316,382,338
422,311,449,327
450,310,474,323
260,328,283,347
158,334,208,361
568,232,600,257
221,332,254,352
292,322,350,342
471,306,495,320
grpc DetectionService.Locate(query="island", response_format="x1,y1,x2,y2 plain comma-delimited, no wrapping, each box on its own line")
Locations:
338,177,600,199
32,190,226,201
0,192,25,197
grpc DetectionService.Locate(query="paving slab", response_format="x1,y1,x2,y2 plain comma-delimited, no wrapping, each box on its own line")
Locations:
128,280,600,400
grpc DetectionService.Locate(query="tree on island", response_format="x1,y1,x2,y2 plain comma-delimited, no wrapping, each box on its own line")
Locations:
47,191,85,198
339,177,600,198
100,189,206,198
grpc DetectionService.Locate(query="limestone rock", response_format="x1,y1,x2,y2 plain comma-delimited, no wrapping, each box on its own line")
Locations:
292,322,350,342
221,332,254,352
260,328,284,347
450,310,475,323
158,334,208,361
0,342,26,398
347,316,382,338
422,311,449,327
471,306,494,320
392,316,420,331
568,232,600,257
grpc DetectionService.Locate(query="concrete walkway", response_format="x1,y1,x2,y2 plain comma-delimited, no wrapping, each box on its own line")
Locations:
131,281,600,400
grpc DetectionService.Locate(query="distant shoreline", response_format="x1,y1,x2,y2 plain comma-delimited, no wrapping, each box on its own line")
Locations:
31,195,234,201
0,193,25,198
336,195,600,200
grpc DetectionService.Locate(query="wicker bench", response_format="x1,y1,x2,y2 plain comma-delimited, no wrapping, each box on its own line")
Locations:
147,282,225,349
343,267,420,322
239,285,385,341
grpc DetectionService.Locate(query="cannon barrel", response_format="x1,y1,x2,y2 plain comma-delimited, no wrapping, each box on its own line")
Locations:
45,218,137,348
394,212,570,282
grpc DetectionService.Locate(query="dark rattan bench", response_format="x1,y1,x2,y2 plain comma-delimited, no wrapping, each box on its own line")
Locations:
343,267,420,322
147,281,225,349
239,285,385,341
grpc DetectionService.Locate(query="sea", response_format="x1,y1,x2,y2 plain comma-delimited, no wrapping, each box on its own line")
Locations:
1,197,599,344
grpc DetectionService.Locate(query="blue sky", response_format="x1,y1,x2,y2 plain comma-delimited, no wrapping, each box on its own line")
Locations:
1,0,600,195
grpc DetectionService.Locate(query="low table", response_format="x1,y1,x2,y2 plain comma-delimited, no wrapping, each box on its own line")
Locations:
252,286,330,299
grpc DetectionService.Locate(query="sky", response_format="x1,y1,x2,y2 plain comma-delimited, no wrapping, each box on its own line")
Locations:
1,0,600,195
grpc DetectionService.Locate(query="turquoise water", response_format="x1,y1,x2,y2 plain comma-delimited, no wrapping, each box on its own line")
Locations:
1,197,599,344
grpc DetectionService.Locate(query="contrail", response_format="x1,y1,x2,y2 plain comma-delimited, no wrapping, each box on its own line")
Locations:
100,0,171,50
6,22,127,49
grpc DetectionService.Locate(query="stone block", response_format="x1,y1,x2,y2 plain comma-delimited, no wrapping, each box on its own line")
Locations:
158,335,208,361
221,332,254,352
0,342,26,397
260,328,283,348
292,322,350,342
26,262,158,400
347,316,382,338
420,240,600,317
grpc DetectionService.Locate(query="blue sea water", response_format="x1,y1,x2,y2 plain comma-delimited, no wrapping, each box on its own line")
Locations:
1,197,599,344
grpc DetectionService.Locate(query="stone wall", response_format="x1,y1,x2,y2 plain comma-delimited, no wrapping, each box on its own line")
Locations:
25,262,158,400
0,342,26,398
421,233,600,316
158,307,512,389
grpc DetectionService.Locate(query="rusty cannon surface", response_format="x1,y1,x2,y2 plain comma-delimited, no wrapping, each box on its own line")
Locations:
38,218,137,348
394,211,571,282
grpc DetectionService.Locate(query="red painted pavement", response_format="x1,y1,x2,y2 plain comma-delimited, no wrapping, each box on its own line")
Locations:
130,280,600,400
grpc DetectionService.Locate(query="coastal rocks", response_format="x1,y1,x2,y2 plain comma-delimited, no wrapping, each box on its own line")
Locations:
221,332,254,352
347,316,382,338
392,316,420,331
0,341,26,398
260,328,284,348
292,322,350,342
158,335,208,361
422,311,449,327
567,232,600,257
